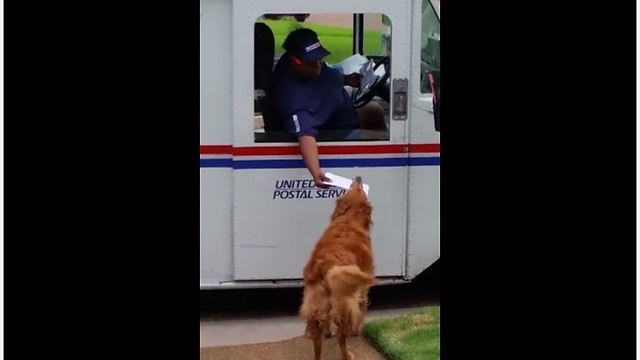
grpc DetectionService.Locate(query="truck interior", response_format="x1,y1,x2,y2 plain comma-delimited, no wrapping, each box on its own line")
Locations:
252,4,439,143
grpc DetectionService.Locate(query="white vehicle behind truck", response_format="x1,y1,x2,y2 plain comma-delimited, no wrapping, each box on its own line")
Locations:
200,0,440,289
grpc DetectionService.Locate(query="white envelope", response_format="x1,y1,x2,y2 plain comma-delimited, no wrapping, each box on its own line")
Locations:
325,172,370,196
359,59,376,89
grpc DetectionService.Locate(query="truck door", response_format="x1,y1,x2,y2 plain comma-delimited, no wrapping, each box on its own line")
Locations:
405,0,440,279
230,0,414,281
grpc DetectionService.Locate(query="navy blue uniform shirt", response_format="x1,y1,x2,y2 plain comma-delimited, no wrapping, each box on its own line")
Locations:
269,54,359,138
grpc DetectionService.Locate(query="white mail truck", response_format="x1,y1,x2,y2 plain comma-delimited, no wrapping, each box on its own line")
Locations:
200,0,440,289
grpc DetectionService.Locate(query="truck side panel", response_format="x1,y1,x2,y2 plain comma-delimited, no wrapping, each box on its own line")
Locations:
407,168,440,277
201,0,233,145
200,0,234,285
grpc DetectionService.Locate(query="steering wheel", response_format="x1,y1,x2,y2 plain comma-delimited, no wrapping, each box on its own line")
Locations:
351,56,391,108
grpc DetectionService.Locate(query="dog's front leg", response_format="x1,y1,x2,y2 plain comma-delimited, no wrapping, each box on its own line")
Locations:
312,331,324,360
305,320,325,360
337,329,354,360
324,319,334,338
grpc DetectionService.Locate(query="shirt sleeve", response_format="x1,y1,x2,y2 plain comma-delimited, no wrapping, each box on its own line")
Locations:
272,83,318,138
283,110,318,138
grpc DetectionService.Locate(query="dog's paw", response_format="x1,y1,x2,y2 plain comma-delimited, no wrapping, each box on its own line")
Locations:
343,350,354,360
350,325,362,337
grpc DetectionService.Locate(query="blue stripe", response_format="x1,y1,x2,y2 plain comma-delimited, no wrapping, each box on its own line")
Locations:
409,156,440,166
200,158,233,168
200,156,440,169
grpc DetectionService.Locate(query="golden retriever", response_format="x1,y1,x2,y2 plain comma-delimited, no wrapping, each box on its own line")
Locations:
299,176,377,360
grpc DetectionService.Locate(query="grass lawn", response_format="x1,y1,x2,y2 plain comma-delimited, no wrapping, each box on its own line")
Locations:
257,18,383,64
362,306,440,360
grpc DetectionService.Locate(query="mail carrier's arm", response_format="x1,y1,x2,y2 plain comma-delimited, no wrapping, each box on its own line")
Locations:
282,111,322,180
275,83,330,187
298,135,322,179
272,83,329,186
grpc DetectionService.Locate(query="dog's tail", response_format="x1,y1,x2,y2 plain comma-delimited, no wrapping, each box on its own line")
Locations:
326,265,377,334
326,265,377,297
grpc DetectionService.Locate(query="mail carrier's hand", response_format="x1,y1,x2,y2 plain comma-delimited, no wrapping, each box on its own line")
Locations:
312,171,332,189
344,72,362,88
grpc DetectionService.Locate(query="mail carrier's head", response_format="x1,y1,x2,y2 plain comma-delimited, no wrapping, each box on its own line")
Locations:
283,28,331,80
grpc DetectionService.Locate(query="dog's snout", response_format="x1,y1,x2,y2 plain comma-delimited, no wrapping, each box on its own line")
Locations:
354,176,362,183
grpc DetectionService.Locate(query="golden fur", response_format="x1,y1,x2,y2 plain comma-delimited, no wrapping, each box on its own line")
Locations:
299,176,377,360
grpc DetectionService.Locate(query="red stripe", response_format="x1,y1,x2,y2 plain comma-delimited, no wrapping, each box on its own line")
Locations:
408,143,440,153
200,145,233,154
200,144,440,156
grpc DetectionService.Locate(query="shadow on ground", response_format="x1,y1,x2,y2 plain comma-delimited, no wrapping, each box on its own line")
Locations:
201,260,439,320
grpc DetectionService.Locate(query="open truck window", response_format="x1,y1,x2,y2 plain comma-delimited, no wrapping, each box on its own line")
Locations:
253,13,392,143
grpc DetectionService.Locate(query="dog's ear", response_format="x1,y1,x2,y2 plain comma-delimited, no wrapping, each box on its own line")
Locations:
331,197,349,220
358,201,373,228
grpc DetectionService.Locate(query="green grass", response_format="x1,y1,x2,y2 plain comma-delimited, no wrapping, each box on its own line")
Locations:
257,18,383,64
362,306,440,360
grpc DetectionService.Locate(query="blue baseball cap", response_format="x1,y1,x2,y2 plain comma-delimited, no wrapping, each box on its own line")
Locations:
294,40,331,62
284,29,331,62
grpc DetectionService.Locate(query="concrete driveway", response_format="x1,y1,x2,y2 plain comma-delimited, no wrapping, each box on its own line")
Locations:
200,307,423,360
200,261,440,358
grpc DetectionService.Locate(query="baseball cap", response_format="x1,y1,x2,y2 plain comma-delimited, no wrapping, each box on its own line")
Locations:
284,29,331,63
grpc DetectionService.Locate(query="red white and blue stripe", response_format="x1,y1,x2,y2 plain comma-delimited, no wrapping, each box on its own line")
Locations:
200,143,440,169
